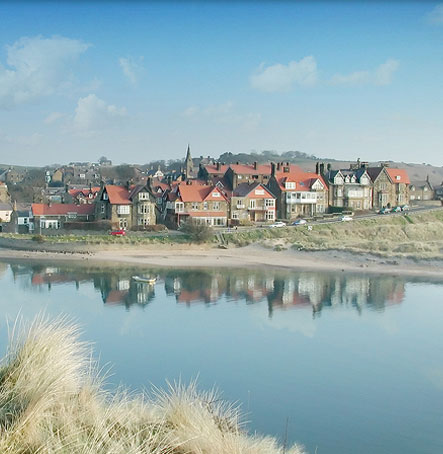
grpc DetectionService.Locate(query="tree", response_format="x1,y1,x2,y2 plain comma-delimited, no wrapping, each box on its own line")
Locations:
180,219,214,243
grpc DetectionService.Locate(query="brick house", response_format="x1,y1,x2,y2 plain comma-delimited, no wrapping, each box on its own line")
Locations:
95,184,157,230
229,182,276,224
366,165,410,209
267,163,328,220
323,167,373,211
164,181,229,228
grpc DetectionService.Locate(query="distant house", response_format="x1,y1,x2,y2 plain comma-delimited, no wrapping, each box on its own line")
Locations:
0,202,13,223
95,184,157,230
9,203,32,233
366,165,410,209
267,163,328,219
434,182,443,201
68,187,101,204
409,178,434,202
31,203,95,230
0,182,10,203
230,182,276,224
164,181,229,228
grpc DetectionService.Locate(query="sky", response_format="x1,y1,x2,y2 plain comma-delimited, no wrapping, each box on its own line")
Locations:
1,1,443,167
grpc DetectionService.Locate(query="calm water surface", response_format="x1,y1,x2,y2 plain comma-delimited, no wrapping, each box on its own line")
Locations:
0,259,442,454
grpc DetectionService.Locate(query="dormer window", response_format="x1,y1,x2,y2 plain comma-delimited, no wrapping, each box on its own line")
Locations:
285,182,295,190
396,175,401,181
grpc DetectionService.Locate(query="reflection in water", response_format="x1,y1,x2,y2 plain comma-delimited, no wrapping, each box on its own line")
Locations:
7,262,411,316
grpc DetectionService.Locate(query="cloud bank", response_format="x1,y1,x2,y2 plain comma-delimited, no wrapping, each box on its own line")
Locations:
0,35,90,109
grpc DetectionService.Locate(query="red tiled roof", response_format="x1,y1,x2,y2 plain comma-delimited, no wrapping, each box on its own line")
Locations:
204,164,230,174
177,183,227,202
274,170,327,192
105,185,131,204
232,182,275,199
68,187,100,198
32,203,95,216
385,168,410,184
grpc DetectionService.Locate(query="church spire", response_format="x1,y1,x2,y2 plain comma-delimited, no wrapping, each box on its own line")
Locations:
184,144,193,180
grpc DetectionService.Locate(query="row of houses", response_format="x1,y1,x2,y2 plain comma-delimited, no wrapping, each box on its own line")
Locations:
2,153,443,232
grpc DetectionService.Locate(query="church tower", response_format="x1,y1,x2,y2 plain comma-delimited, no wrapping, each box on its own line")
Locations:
184,144,193,180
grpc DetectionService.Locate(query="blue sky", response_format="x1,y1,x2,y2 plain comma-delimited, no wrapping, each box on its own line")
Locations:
1,1,443,166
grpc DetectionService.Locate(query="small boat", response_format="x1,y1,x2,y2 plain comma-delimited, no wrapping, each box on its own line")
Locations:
132,276,157,285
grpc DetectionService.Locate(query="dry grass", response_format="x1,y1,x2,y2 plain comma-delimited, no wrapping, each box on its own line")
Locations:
0,316,305,454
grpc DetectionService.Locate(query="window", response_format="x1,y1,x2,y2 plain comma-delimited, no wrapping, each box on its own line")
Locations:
67,212,77,219
211,192,220,197
203,202,208,210
139,204,150,214
103,193,108,200
255,189,264,195
117,205,130,215
266,211,275,220
285,182,295,190
139,192,149,200
249,199,256,209
396,175,401,181
101,204,105,214
192,202,199,210
213,201,220,211
119,218,128,229
236,199,245,208
175,202,184,213
265,199,275,207
232,212,239,219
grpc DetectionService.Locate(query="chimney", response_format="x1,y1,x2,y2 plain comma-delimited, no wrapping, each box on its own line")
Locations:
315,162,319,174
319,163,325,175
253,161,257,170
236,161,240,165
271,162,276,177
216,162,221,171
277,162,281,171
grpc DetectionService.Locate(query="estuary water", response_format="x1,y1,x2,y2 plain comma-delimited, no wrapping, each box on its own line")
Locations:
0,259,442,454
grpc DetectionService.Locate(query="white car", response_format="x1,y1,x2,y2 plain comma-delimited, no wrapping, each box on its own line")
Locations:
341,215,353,222
269,221,286,228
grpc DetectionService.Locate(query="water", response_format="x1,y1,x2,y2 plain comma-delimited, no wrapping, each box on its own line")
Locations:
0,259,442,454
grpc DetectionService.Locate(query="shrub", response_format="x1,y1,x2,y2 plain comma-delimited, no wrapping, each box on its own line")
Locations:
180,219,215,243
32,234,45,242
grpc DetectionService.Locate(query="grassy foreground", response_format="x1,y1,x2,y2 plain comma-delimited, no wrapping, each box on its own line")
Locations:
0,317,304,454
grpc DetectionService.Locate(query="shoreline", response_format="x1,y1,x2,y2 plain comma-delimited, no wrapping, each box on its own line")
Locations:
1,244,442,278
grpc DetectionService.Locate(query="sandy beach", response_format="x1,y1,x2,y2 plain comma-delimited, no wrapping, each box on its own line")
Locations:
1,244,442,278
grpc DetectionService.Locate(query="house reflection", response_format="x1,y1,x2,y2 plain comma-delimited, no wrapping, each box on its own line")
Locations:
6,262,410,316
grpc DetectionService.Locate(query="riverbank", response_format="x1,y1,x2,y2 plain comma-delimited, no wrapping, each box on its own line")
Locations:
1,243,442,278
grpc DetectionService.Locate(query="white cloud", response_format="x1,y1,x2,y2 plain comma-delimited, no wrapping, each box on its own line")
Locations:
331,59,399,86
250,56,318,92
44,112,65,125
72,94,127,134
0,130,43,147
426,4,443,24
0,35,90,109
119,56,144,85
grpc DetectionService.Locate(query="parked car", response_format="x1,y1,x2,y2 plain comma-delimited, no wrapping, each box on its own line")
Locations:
291,219,307,226
378,207,391,214
340,215,353,222
110,229,126,236
392,206,402,212
269,221,286,228
401,204,410,211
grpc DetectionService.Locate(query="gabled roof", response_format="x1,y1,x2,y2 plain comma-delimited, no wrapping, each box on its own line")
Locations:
232,182,275,199
128,184,153,201
274,169,327,192
409,180,432,189
366,167,384,182
385,168,410,184
177,183,227,203
68,187,100,198
104,185,131,205
32,203,95,216
203,164,230,175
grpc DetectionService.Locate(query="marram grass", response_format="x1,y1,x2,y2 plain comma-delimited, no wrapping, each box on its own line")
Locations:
0,316,304,454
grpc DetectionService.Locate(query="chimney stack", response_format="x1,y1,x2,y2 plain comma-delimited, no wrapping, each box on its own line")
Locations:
315,162,320,174
319,163,325,175
271,162,276,177
253,161,258,170
216,162,221,171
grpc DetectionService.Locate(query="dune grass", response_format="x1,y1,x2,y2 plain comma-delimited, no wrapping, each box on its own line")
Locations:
0,316,304,454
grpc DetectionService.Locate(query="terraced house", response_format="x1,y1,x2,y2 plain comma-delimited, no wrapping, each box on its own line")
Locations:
267,163,328,220
95,184,156,230
164,181,228,227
